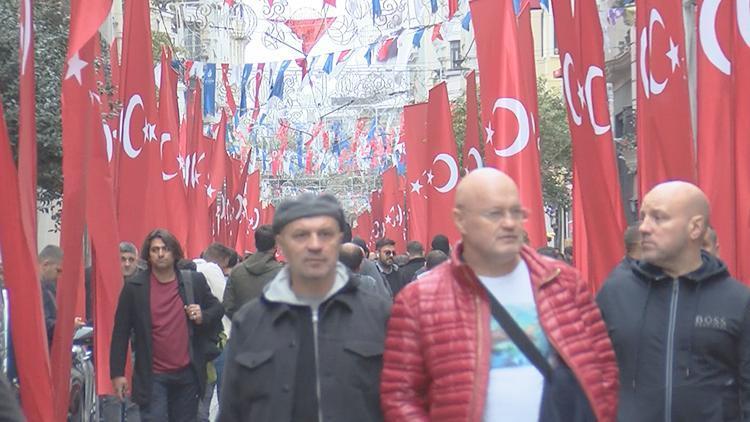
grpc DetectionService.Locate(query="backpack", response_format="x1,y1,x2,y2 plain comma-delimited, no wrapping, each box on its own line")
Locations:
181,270,224,362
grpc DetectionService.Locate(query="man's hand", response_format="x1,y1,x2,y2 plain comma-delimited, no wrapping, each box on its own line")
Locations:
74,317,85,330
112,376,128,401
185,304,203,325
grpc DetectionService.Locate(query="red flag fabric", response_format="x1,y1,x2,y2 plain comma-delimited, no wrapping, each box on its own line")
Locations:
369,190,385,251
471,0,546,248
0,99,54,422
426,83,460,244
18,0,37,253
283,17,337,55
696,0,743,276
116,0,165,244
449,0,458,18
551,0,626,287
352,212,373,248
158,48,189,246
251,63,265,122
404,103,430,246
636,0,695,195
735,11,750,281
431,24,443,41
185,84,212,258
377,38,398,62
207,111,228,205
462,71,482,172
381,167,406,252
238,170,261,253
324,0,336,6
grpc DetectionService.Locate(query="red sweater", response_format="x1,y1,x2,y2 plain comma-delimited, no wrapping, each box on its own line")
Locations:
150,275,190,373
381,244,619,422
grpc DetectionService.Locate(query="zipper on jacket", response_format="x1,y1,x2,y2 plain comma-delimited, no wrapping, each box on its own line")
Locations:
312,308,324,422
665,278,680,422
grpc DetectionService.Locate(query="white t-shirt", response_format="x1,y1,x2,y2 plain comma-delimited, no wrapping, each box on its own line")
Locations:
477,260,550,422
194,259,231,337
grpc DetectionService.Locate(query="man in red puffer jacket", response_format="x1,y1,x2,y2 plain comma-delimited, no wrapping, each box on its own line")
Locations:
381,168,619,422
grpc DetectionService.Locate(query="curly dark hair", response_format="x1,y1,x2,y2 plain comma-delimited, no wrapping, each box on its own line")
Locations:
140,228,185,266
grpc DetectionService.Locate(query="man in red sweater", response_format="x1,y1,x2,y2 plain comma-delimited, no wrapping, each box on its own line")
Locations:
380,168,619,422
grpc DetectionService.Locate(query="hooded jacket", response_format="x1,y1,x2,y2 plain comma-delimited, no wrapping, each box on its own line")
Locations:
597,252,750,421
218,263,391,422
223,251,283,319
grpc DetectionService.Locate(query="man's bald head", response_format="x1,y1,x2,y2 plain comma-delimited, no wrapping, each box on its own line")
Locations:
453,168,527,277
455,168,519,211
339,242,365,272
639,181,711,276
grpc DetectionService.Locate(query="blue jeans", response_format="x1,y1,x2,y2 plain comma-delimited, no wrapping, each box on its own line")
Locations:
139,366,199,422
213,348,226,401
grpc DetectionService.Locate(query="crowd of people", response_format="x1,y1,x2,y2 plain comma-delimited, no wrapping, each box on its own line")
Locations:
0,167,747,422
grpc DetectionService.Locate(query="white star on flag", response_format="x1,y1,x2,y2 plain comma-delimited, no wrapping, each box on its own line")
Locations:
206,184,216,198
148,123,157,142
425,170,435,185
666,38,680,72
65,53,88,85
410,179,423,194
385,215,392,225
485,122,495,144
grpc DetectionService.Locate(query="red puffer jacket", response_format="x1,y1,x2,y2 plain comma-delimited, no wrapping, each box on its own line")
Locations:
381,244,618,422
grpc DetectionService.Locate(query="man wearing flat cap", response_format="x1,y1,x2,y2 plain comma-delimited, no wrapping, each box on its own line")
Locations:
218,193,391,422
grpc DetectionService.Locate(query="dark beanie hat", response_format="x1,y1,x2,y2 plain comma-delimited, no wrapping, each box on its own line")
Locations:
273,193,346,234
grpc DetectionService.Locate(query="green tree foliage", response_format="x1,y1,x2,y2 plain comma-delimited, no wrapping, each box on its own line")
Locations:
0,0,69,217
537,77,572,209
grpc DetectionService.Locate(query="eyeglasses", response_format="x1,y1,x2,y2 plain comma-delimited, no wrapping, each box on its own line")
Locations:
381,250,395,256
471,207,527,223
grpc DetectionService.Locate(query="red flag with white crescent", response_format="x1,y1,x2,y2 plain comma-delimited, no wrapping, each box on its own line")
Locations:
237,169,260,253
735,2,750,281
207,111,228,206
471,0,546,248
116,0,165,244
636,0,695,195
551,0,626,291
18,0,37,254
462,71,482,173
353,212,373,247
185,84,212,258
403,102,429,246
158,48,189,246
381,167,406,252
369,190,385,251
697,0,747,277
0,98,53,422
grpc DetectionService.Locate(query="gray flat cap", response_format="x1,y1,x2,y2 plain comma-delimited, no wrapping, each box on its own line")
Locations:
272,193,346,234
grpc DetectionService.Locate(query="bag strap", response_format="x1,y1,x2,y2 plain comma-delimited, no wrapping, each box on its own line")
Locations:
481,285,553,379
181,270,195,305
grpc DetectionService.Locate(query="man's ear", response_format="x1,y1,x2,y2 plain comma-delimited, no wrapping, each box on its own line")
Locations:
688,215,707,241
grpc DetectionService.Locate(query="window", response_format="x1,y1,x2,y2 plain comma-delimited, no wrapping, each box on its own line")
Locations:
450,40,462,69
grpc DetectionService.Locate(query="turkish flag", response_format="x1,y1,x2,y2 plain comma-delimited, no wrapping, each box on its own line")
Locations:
0,99,54,421
18,0,37,254
381,167,406,252
207,111,228,206
261,203,276,227
353,212,373,248
426,82,461,244
369,190,386,251
697,0,745,277
185,84,212,258
735,11,750,281
221,64,237,116
463,71,482,173
403,102,429,246
550,0,625,289
471,0,546,248
636,0,695,196
237,169,260,253
116,0,166,244
158,48,189,246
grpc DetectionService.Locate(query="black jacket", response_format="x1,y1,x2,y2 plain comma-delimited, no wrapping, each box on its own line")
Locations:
224,251,283,319
218,265,391,422
396,257,425,294
597,252,750,421
110,269,224,406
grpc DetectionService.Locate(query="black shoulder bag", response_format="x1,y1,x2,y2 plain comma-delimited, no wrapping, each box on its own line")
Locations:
181,270,223,362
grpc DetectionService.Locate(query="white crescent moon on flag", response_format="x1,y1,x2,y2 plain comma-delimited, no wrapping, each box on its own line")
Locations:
739,0,750,47
102,121,114,163
396,204,403,226
562,53,583,126
699,0,731,75
584,66,611,136
251,207,260,230
432,153,459,193
492,98,530,157
120,94,145,159
648,9,668,96
639,27,650,98
20,0,31,75
468,147,483,169
160,133,179,181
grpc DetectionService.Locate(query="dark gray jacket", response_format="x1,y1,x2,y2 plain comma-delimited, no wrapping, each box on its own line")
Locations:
218,263,391,422
597,252,750,422
224,251,283,319
110,269,224,406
